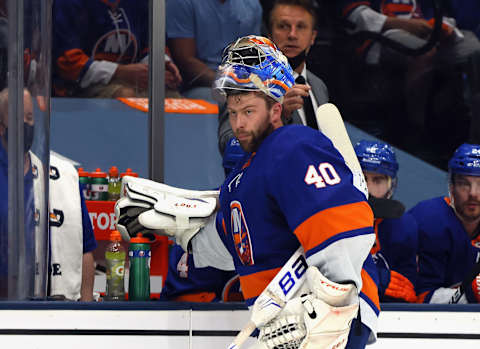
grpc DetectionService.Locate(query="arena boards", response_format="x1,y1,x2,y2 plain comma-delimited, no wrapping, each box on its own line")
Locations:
0,302,478,348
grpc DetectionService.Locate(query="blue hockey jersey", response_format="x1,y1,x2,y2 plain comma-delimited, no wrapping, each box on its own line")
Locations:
216,125,379,338
408,196,480,303
372,214,418,302
52,0,149,94
161,244,240,302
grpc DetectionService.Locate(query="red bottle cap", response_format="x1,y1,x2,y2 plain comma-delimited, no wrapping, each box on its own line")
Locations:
120,168,138,178
130,233,150,243
77,167,90,177
109,166,119,177
110,230,122,241
90,168,107,178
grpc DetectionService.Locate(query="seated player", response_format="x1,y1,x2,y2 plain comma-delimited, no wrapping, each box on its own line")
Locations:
409,143,480,304
355,140,418,303
161,244,243,302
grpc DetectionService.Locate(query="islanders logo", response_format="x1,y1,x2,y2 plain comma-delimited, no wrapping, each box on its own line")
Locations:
49,209,64,228
230,201,254,266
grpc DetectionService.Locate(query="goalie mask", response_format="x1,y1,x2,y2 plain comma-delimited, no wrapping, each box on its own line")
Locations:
354,140,399,198
212,35,295,103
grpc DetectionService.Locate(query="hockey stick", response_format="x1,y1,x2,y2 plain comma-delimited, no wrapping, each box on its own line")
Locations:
450,259,480,304
315,103,368,197
227,246,307,349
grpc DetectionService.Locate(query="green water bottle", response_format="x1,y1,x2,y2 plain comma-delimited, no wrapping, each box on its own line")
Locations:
90,168,108,201
105,230,126,301
77,167,91,200
128,234,151,301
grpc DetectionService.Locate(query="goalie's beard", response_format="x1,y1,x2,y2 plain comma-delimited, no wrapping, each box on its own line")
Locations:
237,122,275,153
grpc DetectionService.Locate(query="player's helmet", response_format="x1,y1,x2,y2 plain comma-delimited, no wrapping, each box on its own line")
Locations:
448,143,480,178
213,35,295,103
354,140,399,178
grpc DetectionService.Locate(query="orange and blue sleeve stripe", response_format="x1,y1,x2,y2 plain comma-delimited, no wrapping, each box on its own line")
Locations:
239,267,281,306
56,49,92,82
361,268,380,315
294,201,374,259
381,2,414,17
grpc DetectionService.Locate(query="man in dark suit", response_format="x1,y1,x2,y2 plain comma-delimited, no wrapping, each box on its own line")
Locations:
269,0,328,127
218,0,329,167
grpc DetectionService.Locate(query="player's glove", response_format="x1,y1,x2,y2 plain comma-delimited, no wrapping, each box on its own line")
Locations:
470,274,480,303
462,272,480,304
252,266,359,349
115,176,218,251
373,252,417,303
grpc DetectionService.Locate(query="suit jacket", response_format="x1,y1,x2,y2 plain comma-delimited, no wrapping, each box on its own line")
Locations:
286,70,329,126
217,69,329,154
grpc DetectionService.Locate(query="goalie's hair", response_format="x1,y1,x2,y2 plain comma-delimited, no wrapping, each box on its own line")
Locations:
224,89,278,111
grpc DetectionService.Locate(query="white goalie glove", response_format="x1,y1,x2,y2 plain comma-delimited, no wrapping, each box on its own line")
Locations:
251,266,359,349
114,176,218,250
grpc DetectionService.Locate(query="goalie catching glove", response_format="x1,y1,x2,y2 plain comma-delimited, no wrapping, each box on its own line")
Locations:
115,176,218,250
250,266,359,349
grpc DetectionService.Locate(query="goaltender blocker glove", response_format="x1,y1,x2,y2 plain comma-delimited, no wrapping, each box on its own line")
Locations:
115,176,218,251
251,266,359,349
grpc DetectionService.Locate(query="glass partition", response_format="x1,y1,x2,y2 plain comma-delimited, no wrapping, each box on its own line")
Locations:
48,0,159,296
0,0,51,300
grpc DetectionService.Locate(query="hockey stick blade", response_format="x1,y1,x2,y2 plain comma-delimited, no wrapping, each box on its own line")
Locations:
227,246,307,349
315,103,368,198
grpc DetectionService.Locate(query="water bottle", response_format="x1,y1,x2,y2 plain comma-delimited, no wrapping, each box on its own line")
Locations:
77,167,91,200
104,230,126,301
108,166,121,201
90,168,109,201
128,233,151,301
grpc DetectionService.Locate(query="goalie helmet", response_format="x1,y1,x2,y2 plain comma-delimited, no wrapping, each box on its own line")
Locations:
354,140,399,179
212,35,295,103
448,143,480,184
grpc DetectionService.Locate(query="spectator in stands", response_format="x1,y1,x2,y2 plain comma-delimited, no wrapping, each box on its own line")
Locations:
409,143,480,304
0,88,97,300
53,0,182,98
269,0,329,125
355,140,418,303
166,0,263,102
439,0,480,40
161,244,243,302
218,0,329,167
337,1,480,149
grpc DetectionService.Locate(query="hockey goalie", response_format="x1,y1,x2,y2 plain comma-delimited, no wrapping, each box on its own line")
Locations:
115,35,379,349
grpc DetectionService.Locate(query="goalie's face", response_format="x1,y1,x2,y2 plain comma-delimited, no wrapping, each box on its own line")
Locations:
363,171,391,199
450,174,480,222
227,92,282,153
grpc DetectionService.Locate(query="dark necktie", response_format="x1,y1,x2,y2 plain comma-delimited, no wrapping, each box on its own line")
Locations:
295,75,318,129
